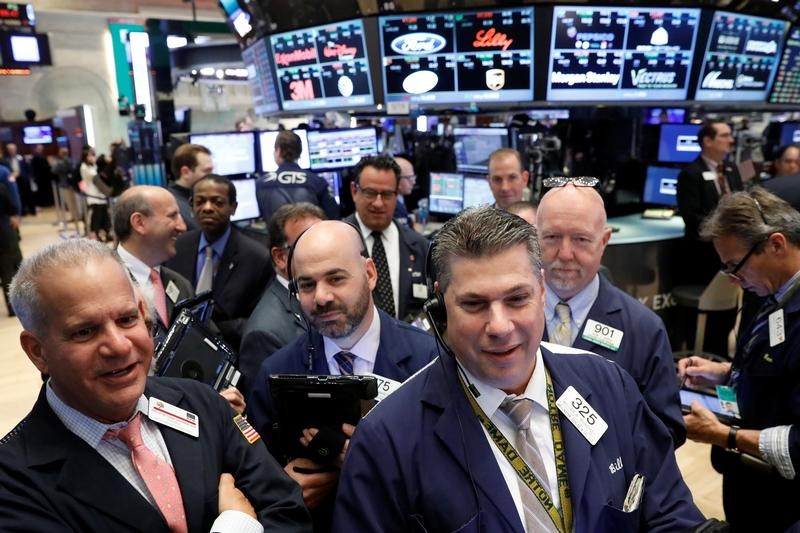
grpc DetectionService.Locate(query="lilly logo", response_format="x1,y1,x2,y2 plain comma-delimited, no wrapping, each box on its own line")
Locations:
391,33,447,55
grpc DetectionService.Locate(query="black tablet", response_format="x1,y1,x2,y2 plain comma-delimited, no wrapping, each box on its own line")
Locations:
680,388,741,425
269,374,378,461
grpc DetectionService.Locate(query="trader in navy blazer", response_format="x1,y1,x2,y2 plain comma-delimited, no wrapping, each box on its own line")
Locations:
1,239,311,532
334,207,704,532
239,202,325,397
536,180,685,446
248,220,437,531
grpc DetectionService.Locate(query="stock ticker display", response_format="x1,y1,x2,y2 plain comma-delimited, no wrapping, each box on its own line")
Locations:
547,6,700,101
241,38,280,115
379,7,534,105
270,18,375,111
769,27,800,105
694,11,787,101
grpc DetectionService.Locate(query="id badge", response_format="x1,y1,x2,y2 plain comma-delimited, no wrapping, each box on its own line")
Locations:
715,385,741,419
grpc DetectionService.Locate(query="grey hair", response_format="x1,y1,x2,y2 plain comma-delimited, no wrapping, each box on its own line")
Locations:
431,206,543,293
112,188,154,242
699,186,800,248
9,239,129,335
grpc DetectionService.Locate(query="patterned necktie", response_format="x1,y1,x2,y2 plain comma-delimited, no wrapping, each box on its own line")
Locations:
370,231,396,317
107,413,188,533
149,268,169,326
195,245,214,294
334,350,355,375
552,302,572,347
499,397,559,533
716,163,730,197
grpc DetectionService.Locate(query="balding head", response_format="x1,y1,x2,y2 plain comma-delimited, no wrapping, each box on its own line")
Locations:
291,221,377,346
395,157,416,196
536,184,611,300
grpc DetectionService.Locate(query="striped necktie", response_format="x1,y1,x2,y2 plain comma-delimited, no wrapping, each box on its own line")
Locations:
334,350,355,375
552,302,572,346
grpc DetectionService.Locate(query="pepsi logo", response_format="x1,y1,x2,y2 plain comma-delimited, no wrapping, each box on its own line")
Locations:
390,33,447,55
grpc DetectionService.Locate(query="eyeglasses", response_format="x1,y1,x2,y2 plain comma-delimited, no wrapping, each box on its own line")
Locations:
542,176,600,188
400,174,416,181
720,195,770,281
356,186,398,201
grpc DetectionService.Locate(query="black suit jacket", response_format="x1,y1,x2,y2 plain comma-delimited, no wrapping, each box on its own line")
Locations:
238,278,307,397
344,215,429,320
165,226,273,347
763,173,800,212
160,266,195,326
0,378,311,532
676,156,743,284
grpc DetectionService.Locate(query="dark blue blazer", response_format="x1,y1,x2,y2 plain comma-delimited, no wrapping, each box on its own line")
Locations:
333,345,704,533
543,276,686,447
763,173,800,212
0,377,311,532
247,309,438,439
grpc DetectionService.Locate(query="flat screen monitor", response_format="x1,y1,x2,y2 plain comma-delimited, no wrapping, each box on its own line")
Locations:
219,0,254,40
230,178,261,222
547,6,700,102
317,170,341,203
769,27,800,105
241,38,280,115
0,32,51,66
306,127,378,170
188,132,256,177
779,122,800,146
453,127,509,173
463,175,495,208
658,124,701,163
22,125,52,144
643,166,680,206
270,18,375,111
694,11,788,102
259,129,310,172
379,7,535,105
429,172,465,215
642,108,686,125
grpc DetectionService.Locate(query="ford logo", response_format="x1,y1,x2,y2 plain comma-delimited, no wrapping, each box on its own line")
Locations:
390,32,447,55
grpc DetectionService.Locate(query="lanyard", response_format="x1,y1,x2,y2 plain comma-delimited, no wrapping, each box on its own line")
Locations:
458,369,573,533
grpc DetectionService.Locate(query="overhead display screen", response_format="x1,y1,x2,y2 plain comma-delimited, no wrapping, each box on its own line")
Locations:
307,127,378,170
379,7,534,105
695,11,788,102
241,38,280,115
270,18,375,111
769,27,800,105
547,7,700,101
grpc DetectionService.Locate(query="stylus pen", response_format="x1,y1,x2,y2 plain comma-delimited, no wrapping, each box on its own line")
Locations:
679,357,693,389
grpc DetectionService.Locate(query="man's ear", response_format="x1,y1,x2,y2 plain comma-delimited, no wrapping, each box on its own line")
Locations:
20,331,49,375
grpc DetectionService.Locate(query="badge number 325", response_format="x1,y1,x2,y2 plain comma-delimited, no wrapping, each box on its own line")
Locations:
556,386,608,445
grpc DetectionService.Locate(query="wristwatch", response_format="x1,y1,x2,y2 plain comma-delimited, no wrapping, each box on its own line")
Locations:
727,426,740,453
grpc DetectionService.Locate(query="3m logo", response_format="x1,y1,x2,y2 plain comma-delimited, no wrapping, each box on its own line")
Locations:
290,79,315,100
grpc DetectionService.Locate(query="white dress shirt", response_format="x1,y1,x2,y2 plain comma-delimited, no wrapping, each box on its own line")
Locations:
323,305,381,375
354,213,400,317
460,351,560,532
117,244,161,317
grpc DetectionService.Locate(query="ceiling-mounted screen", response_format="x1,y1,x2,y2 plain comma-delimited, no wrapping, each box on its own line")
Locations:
379,7,534,105
694,11,788,102
241,37,280,115
547,6,700,102
218,0,254,40
270,18,375,111
0,31,51,66
769,27,800,105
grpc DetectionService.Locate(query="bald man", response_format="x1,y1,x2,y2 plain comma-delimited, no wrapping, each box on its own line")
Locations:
488,148,529,210
392,156,415,228
247,220,437,532
537,182,685,446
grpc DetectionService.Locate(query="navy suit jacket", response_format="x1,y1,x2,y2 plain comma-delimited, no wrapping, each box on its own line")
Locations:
344,215,429,320
0,378,311,532
165,226,273,347
333,344,704,533
247,309,438,440
763,173,800,212
543,276,686,447
239,278,307,397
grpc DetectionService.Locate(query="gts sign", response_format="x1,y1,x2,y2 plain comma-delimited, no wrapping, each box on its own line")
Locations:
265,171,308,184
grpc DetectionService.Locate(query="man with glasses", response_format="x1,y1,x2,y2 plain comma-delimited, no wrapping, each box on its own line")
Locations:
392,156,415,228
238,202,325,397
537,178,685,447
677,187,800,532
346,155,429,321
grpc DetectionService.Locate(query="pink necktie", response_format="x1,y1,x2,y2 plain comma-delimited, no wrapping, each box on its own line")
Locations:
111,413,188,533
149,268,169,326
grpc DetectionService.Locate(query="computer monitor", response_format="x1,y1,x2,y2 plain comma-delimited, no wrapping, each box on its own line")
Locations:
657,124,701,163
429,172,465,215
230,178,261,222
770,27,800,105
187,132,257,177
22,125,52,144
453,127,509,173
643,166,680,207
317,170,341,204
779,122,800,147
259,129,310,172
306,127,378,170
463,175,495,208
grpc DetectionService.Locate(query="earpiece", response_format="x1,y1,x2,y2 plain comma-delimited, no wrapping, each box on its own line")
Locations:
423,241,448,333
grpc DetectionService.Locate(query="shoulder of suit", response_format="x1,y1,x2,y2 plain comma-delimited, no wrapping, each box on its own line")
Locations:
599,277,662,322
262,333,310,373
388,317,437,344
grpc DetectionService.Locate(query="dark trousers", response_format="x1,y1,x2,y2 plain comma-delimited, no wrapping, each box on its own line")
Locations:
0,225,22,315
88,203,110,235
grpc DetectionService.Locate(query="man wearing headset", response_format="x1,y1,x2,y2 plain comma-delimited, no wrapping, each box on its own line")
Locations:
247,220,437,532
334,207,704,532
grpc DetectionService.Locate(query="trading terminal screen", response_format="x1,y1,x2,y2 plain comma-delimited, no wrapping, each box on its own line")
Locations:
769,27,800,105
657,124,701,164
188,132,256,177
307,127,378,170
259,130,311,172
643,166,680,207
241,38,280,115
453,127,509,173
